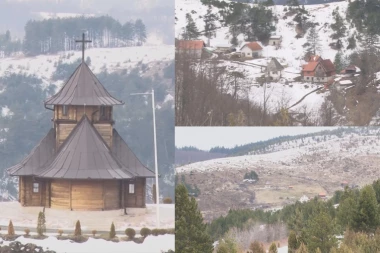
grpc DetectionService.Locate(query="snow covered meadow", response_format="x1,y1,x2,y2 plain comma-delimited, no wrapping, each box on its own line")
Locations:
0,45,174,90
0,235,175,253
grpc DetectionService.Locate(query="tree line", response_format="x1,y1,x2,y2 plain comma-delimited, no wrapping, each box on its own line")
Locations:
181,0,276,45
0,16,147,57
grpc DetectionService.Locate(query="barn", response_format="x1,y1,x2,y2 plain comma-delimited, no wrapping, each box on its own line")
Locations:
7,39,155,211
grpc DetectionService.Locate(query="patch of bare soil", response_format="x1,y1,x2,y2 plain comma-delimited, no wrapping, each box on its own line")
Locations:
180,153,380,221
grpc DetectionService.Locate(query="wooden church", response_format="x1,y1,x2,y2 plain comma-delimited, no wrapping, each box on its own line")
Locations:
6,34,155,211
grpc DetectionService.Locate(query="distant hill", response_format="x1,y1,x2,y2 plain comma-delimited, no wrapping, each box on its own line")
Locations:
175,149,226,166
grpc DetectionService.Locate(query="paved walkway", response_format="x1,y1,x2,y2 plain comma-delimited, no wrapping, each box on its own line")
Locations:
0,202,174,232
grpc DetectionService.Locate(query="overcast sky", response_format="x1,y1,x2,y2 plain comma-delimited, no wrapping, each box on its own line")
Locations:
175,127,339,150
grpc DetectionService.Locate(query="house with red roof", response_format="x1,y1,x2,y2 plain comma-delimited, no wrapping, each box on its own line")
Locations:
302,58,336,83
175,39,206,58
240,41,263,58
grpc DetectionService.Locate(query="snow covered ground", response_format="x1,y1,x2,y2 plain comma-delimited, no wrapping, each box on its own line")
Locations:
175,0,359,114
0,45,174,90
0,203,174,231
176,129,380,173
0,234,175,253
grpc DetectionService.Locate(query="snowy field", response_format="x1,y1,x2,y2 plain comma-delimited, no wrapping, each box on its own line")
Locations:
0,234,175,253
176,130,380,173
175,0,359,113
0,45,174,90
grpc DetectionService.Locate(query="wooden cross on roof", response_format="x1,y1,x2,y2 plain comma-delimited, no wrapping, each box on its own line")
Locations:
75,32,92,62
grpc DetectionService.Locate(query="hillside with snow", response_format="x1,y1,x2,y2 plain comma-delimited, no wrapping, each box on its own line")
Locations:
0,46,174,90
176,128,380,220
176,0,380,125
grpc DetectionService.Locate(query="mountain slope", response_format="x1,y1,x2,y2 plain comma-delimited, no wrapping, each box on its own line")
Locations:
176,0,380,125
176,128,380,220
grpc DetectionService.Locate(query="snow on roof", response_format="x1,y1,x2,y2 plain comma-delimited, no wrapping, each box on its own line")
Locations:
270,35,282,39
339,80,352,85
334,77,342,81
215,44,232,48
355,66,361,72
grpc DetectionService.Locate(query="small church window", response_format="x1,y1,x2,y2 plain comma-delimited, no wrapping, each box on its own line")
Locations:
129,184,135,194
33,183,39,193
62,105,68,116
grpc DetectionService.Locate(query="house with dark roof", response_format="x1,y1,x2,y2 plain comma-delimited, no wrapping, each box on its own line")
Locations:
240,41,263,58
266,58,284,81
176,39,206,58
268,35,282,47
6,33,154,211
302,58,336,83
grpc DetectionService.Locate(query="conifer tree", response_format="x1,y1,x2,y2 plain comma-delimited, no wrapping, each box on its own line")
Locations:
8,220,15,236
204,6,217,41
304,211,337,253
134,19,147,45
288,230,298,253
110,222,116,238
330,8,346,39
352,185,379,232
182,13,200,40
296,243,309,253
269,242,278,253
216,238,239,253
334,51,344,73
307,27,321,55
175,184,213,253
75,220,81,236
250,241,265,253
37,211,46,236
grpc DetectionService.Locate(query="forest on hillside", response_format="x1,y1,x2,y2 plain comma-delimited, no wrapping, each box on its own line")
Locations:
0,58,175,200
205,179,380,253
0,16,147,57
176,179,380,253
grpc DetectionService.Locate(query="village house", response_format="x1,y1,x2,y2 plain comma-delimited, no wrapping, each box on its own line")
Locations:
176,39,206,58
268,35,282,46
340,65,361,76
266,58,284,81
240,41,263,58
302,58,336,83
214,44,234,53
0,50,4,58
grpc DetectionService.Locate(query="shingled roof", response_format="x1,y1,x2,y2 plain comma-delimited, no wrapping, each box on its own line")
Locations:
267,58,284,71
7,129,56,176
8,116,154,179
45,62,123,106
38,116,136,179
112,129,155,178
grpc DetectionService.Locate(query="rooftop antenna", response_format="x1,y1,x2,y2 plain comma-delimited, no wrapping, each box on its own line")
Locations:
75,32,92,62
